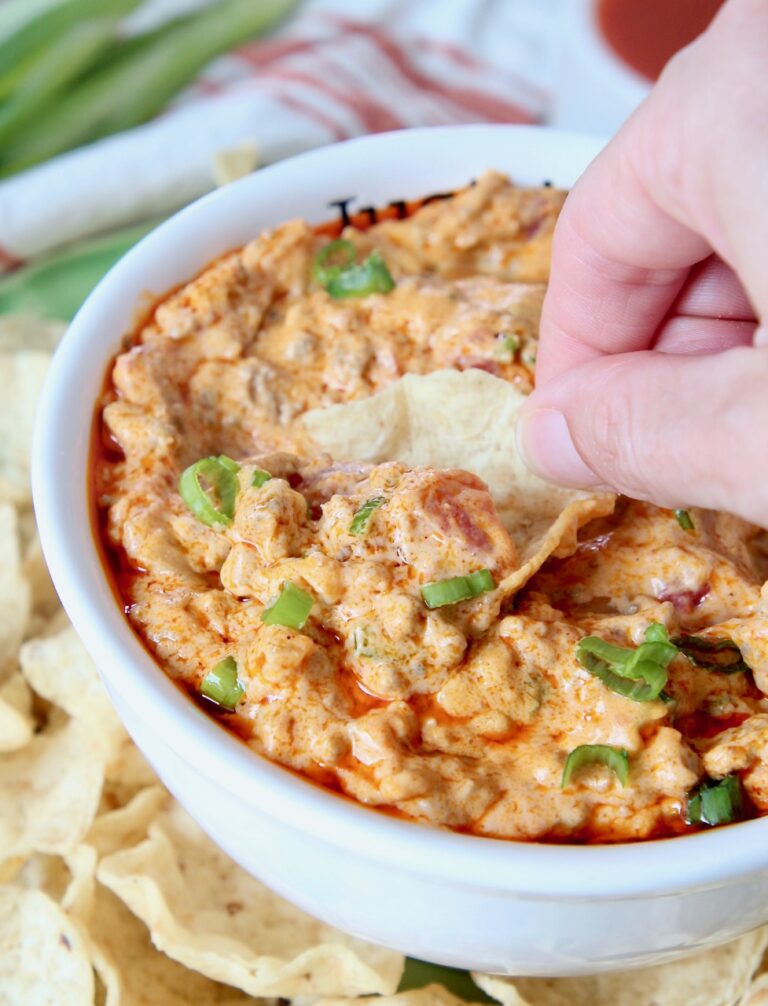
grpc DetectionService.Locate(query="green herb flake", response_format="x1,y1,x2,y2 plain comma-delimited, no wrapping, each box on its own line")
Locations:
577,622,680,702
674,508,695,532
349,496,386,536
561,744,629,789
687,774,743,827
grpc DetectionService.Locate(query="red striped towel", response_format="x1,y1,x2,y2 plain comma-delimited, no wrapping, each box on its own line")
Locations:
0,0,556,272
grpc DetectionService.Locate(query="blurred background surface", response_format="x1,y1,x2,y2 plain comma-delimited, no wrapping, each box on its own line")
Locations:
0,0,724,319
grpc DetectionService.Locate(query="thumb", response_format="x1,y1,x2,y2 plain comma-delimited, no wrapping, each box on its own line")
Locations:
516,345,768,527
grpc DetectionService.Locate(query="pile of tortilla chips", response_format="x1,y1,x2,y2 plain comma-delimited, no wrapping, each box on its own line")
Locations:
2,314,768,1006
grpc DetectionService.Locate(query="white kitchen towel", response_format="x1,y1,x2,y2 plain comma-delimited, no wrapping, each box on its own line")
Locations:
0,0,559,270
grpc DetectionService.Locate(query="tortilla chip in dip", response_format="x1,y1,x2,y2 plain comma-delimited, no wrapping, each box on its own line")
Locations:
303,368,615,594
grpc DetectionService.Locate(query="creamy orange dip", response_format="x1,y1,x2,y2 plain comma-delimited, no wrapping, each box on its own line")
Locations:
95,172,768,842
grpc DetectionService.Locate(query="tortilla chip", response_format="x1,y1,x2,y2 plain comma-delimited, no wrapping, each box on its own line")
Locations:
0,856,27,884
498,494,614,597
86,786,168,858
20,624,111,723
20,623,157,792
0,670,34,751
22,532,61,635
0,502,31,674
0,313,66,353
81,882,259,1006
0,887,94,1006
56,832,270,1006
0,716,104,859
213,142,260,187
318,985,486,1006
17,852,72,903
97,799,404,998
0,351,51,505
304,370,614,594
742,972,768,1005
10,792,256,1006
473,926,768,1006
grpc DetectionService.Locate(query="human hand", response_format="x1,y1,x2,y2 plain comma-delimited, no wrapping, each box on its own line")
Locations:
518,0,768,527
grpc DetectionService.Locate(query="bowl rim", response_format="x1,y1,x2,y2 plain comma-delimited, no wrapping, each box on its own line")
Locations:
32,123,768,901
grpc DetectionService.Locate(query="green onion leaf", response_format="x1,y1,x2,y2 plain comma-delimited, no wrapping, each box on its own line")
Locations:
673,635,749,674
326,251,395,298
0,16,119,148
314,241,396,299
0,0,299,178
579,655,668,702
349,496,386,536
687,774,743,826
251,468,272,488
261,581,314,630
494,333,520,360
562,744,629,788
200,656,243,710
421,568,495,609
179,455,240,527
577,622,679,702
313,239,356,286
644,623,671,644
674,508,695,531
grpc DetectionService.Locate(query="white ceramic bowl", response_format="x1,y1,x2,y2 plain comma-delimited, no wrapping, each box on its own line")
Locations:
33,125,768,976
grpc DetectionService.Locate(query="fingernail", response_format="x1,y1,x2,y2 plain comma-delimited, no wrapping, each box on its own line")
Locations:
754,326,768,347
517,408,602,488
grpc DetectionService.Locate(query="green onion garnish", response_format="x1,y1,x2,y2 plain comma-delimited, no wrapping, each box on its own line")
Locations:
421,568,495,609
200,656,243,710
313,240,395,299
179,455,240,527
261,581,314,630
251,468,271,488
349,496,386,536
687,774,743,826
674,508,695,531
577,623,679,702
561,744,629,789
313,238,356,285
494,333,520,360
673,635,748,674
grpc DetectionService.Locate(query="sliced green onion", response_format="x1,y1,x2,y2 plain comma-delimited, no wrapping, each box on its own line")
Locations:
421,568,495,609
687,774,743,826
349,496,386,536
674,508,695,532
327,251,395,298
494,333,520,360
313,240,396,300
580,656,668,702
673,635,749,674
313,239,356,286
561,744,629,788
577,622,679,702
216,455,240,474
251,468,272,488
179,455,240,527
261,581,314,630
200,656,243,710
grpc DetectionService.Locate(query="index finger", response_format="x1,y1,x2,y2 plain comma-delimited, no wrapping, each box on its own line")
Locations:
536,102,710,385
